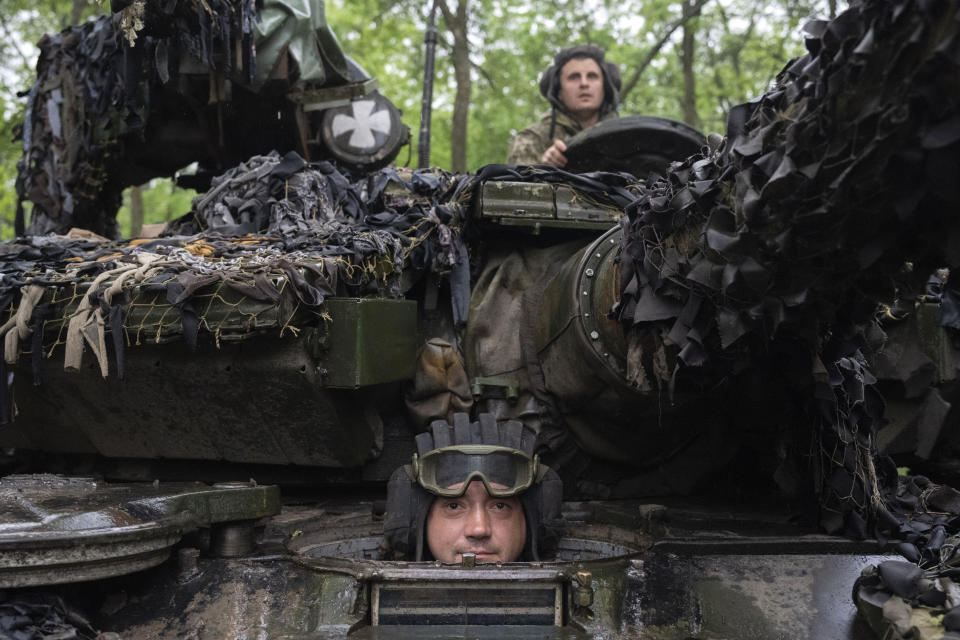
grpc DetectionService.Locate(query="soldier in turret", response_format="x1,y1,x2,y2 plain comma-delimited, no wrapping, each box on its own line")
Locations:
384,414,563,563
507,44,621,167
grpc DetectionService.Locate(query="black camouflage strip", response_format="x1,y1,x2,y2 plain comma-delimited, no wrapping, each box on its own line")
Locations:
616,0,960,558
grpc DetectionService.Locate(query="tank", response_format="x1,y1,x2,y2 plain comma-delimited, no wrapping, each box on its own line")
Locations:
0,0,958,638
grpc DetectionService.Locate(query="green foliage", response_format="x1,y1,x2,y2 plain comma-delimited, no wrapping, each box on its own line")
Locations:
0,143,21,241
330,0,835,171
116,180,197,239
0,91,25,240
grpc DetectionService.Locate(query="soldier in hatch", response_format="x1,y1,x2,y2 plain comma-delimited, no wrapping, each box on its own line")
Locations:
384,414,563,563
507,44,621,168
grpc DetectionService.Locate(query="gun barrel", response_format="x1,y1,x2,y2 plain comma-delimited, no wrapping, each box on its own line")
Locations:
531,226,719,467
534,227,627,399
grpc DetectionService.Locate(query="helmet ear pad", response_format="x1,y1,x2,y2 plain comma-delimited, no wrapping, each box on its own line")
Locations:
520,466,564,560
539,64,558,104
601,60,621,114
384,465,433,560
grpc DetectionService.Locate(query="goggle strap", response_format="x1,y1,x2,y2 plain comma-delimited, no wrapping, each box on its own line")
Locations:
534,457,548,483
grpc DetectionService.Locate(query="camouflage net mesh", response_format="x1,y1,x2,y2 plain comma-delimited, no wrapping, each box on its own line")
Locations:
0,592,101,639
32,262,321,354
0,155,469,380
1,155,622,383
616,0,960,560
13,0,260,238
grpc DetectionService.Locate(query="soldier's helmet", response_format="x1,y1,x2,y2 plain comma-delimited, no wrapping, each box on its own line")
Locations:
384,413,564,561
539,44,622,118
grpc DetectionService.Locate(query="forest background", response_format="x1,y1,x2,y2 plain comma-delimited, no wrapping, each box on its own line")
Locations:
0,0,839,239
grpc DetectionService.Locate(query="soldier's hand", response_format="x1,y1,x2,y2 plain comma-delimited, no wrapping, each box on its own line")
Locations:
540,139,568,168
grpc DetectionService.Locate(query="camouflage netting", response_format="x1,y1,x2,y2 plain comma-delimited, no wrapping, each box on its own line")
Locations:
0,592,103,640
13,0,260,239
0,153,634,391
855,550,960,640
616,0,960,559
13,0,362,240
0,154,468,390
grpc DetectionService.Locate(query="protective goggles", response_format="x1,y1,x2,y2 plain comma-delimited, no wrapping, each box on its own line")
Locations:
412,445,539,498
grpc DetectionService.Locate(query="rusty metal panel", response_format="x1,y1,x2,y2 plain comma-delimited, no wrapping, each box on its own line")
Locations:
371,579,563,626
555,185,622,225
0,477,280,587
477,181,620,231
478,181,556,220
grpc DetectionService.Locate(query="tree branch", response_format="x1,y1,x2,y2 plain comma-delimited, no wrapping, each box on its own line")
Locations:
435,0,455,31
0,13,35,73
433,29,492,88
620,0,712,102
472,59,494,89
71,0,86,25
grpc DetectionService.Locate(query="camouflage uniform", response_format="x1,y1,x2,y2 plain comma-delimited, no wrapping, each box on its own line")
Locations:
507,111,617,165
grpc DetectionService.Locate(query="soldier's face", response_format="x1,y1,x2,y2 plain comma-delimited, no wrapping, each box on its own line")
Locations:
426,480,527,564
558,57,604,117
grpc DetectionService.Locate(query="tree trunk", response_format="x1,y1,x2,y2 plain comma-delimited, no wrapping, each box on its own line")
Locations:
71,0,86,25
129,185,144,238
681,0,700,128
439,0,471,173
619,0,710,102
